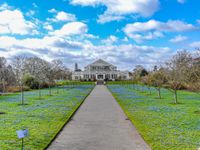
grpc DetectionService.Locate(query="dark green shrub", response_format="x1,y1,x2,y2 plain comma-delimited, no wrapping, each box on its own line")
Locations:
23,75,39,89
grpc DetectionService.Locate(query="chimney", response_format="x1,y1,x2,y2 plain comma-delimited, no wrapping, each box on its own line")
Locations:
75,63,78,71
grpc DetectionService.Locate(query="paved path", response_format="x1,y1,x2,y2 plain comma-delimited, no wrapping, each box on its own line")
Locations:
48,85,150,150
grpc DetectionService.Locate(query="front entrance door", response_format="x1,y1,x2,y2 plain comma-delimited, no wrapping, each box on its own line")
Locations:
97,74,104,80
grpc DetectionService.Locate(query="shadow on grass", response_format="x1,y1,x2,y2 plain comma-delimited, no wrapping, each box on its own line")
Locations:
0,112,6,115
46,94,55,97
17,103,29,106
34,98,46,100
194,110,200,114
169,102,184,105
154,97,164,100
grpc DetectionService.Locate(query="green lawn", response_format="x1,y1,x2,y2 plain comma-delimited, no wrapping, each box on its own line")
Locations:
108,84,200,150
0,85,93,149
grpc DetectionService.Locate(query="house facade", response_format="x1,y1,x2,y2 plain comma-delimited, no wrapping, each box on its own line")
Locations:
72,59,130,81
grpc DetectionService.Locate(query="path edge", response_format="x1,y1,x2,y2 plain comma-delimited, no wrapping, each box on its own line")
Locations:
44,85,95,150
106,85,151,149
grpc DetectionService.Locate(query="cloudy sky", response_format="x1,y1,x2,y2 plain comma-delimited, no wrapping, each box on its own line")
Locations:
0,0,199,70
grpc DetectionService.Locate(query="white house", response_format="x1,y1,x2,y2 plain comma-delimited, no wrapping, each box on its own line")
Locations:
72,59,130,81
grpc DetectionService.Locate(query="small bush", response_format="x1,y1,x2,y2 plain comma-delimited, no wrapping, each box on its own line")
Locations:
23,75,39,89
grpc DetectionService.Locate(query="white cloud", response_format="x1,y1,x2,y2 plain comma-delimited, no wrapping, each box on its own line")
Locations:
84,34,99,39
70,0,100,6
122,37,129,42
0,36,50,50
129,31,164,43
124,20,196,42
26,10,35,16
177,0,186,4
190,41,200,48
0,2,176,70
55,11,76,22
102,35,118,45
0,3,12,11
48,10,76,22
124,20,196,33
0,36,81,53
70,0,159,23
97,14,125,24
0,9,37,35
0,36,18,48
44,24,53,31
0,34,172,70
170,35,187,43
48,8,57,13
49,22,88,37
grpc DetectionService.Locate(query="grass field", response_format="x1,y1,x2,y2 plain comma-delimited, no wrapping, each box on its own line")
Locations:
108,84,200,150
0,85,93,149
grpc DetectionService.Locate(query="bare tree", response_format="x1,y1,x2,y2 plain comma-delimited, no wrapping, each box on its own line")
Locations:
45,62,55,96
0,57,7,94
0,57,16,94
142,75,153,95
50,59,71,94
5,65,16,87
25,57,49,99
166,50,192,104
189,49,200,93
12,56,27,105
151,69,167,99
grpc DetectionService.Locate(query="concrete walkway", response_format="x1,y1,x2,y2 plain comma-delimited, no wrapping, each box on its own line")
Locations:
48,85,150,150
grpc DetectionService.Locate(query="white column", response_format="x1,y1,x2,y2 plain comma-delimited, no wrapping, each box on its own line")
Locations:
89,66,91,80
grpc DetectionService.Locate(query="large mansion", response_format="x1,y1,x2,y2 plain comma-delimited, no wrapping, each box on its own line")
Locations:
72,59,130,81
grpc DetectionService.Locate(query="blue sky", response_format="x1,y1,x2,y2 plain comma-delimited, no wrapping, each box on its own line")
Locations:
0,0,200,70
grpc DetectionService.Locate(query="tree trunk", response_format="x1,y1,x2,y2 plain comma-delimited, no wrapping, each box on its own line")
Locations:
174,90,178,104
2,79,5,93
149,87,151,95
21,84,24,105
158,88,161,99
49,85,52,96
142,86,145,92
38,84,41,99
57,85,59,94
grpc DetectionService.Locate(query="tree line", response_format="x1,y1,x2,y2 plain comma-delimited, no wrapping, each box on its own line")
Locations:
0,56,71,95
132,49,200,104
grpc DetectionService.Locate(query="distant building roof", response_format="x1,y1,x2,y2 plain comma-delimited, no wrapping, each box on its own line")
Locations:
85,59,115,67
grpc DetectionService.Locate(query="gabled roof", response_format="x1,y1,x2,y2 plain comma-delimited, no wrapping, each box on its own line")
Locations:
86,59,115,67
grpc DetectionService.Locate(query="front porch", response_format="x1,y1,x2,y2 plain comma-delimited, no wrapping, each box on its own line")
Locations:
85,73,117,81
